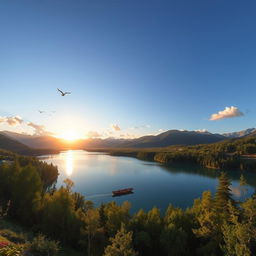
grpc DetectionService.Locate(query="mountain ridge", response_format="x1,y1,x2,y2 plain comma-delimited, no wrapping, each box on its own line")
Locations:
1,128,256,151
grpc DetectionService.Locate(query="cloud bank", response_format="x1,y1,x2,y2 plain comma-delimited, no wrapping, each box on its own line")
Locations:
210,106,244,121
0,116,23,126
27,122,47,136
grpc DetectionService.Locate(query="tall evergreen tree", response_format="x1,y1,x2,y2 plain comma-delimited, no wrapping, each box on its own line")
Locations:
214,172,235,216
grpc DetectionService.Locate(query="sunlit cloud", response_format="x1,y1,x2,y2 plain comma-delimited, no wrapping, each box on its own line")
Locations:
111,124,121,131
210,106,244,121
27,122,48,136
0,116,23,126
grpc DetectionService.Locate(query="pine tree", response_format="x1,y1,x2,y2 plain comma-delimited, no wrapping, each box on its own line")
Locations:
214,172,235,216
103,224,138,256
239,174,247,187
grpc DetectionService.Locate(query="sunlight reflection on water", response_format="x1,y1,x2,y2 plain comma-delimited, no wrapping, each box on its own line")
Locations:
66,150,73,176
39,150,256,212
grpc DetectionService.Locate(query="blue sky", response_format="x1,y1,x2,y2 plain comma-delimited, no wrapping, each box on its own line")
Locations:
1,0,256,138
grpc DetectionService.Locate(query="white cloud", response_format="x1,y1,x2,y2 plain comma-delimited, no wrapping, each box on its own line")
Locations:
87,131,102,138
210,106,244,121
27,122,47,135
111,124,121,131
0,116,23,126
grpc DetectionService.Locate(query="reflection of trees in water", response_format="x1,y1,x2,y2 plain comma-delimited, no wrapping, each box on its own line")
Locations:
160,163,256,189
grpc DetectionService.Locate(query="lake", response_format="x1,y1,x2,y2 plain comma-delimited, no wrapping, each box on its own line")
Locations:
38,150,256,213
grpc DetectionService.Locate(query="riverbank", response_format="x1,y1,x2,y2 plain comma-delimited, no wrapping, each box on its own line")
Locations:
85,145,256,172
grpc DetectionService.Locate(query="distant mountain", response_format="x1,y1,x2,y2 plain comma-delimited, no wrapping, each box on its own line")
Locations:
4,128,256,151
83,130,226,149
117,130,225,148
1,131,68,149
222,128,256,138
0,133,31,154
0,132,60,155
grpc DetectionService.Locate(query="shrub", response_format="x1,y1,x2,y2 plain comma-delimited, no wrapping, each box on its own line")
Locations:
0,230,26,244
0,244,24,256
0,242,9,249
27,234,59,256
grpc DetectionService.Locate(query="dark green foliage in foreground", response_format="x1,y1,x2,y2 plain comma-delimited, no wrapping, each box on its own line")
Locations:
28,234,60,256
1,155,256,255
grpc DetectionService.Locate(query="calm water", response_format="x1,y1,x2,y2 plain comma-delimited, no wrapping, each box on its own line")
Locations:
38,150,256,213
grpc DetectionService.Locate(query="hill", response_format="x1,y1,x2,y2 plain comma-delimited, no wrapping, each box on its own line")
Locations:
119,130,225,148
0,131,81,150
83,130,226,149
0,133,59,155
0,133,31,154
0,131,62,149
3,128,256,151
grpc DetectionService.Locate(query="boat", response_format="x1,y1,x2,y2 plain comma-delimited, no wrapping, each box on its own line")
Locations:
112,188,134,197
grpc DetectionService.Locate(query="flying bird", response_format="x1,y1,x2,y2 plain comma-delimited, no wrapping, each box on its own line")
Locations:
38,110,45,114
57,88,71,96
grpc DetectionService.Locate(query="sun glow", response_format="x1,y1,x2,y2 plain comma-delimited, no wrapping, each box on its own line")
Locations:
58,130,81,141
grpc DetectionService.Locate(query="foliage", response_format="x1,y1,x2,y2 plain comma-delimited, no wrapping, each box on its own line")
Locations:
107,135,256,171
214,172,235,217
0,244,24,256
1,151,256,255
27,234,60,256
103,224,137,256
0,230,26,244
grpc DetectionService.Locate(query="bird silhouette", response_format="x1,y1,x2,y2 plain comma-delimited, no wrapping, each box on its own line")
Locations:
57,88,71,96
38,110,45,114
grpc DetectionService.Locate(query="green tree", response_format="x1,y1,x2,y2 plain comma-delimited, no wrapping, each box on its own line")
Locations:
80,208,104,256
222,222,251,256
160,223,187,256
104,201,131,237
10,165,42,224
239,174,247,187
214,172,235,217
40,187,82,245
192,191,220,255
103,224,137,256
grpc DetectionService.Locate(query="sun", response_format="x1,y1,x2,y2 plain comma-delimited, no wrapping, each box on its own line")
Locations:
58,130,81,142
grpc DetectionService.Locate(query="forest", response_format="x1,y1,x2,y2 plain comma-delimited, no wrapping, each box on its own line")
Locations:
105,135,256,171
0,151,256,256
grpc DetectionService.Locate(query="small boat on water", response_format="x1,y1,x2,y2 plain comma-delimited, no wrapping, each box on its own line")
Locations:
112,188,134,197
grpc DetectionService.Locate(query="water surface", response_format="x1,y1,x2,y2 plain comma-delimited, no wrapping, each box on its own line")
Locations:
39,150,256,213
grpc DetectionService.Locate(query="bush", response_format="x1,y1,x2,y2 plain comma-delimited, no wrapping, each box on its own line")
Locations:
27,234,59,256
0,244,24,256
0,230,26,244
0,242,10,249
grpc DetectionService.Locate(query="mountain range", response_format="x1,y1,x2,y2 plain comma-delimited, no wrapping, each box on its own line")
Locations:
0,128,256,153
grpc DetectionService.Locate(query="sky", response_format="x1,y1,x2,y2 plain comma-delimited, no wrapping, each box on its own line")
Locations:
1,0,256,139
